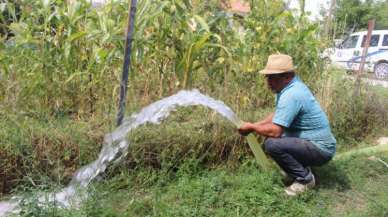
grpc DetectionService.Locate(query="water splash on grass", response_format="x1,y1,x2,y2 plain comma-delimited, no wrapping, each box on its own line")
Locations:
0,89,242,216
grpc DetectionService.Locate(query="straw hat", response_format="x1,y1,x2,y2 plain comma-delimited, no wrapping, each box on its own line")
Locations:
259,54,296,75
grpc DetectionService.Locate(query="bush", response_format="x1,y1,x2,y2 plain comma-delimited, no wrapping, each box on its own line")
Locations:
318,69,388,147
0,112,107,195
0,0,324,116
125,107,249,171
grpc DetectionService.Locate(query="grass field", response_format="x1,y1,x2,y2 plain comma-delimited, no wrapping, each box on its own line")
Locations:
13,146,388,217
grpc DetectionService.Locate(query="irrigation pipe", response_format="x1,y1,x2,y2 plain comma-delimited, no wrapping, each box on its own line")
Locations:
238,124,388,171
235,120,272,171
244,134,272,170
372,157,388,169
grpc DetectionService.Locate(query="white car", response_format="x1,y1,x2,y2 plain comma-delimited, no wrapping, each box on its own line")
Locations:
325,30,388,79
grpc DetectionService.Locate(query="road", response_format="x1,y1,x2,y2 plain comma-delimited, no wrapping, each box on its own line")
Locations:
346,75,388,88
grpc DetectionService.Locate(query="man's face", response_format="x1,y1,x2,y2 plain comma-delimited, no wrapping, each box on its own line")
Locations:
265,74,287,93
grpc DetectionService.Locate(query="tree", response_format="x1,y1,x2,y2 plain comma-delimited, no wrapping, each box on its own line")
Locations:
374,0,388,29
334,0,388,37
299,0,305,16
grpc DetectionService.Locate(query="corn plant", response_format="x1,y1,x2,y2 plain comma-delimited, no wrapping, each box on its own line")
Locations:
1,0,325,116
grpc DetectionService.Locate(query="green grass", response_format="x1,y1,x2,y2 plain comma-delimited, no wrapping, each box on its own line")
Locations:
1,100,387,216
1,68,387,216
15,152,388,217
368,84,388,100
0,112,110,194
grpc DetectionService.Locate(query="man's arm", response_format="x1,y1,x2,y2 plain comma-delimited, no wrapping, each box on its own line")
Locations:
238,113,283,138
254,113,274,125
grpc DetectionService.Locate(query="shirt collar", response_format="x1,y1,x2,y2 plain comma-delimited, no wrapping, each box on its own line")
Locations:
278,76,298,95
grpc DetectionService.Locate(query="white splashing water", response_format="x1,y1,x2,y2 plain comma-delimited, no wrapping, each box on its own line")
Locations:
0,89,242,216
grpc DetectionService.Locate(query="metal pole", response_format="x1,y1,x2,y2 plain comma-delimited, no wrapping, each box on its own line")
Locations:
117,0,138,126
355,19,374,96
324,0,336,39
358,19,375,76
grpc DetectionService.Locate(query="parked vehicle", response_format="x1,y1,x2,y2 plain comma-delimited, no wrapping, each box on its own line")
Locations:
324,30,388,79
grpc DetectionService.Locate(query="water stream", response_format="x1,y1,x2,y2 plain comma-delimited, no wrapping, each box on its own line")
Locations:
0,89,243,216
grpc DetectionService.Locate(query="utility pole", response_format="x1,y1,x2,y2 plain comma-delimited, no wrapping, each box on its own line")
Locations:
324,0,336,39
355,19,375,96
116,0,138,126
299,0,305,17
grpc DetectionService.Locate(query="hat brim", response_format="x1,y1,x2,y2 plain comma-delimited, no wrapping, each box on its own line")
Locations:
259,68,295,75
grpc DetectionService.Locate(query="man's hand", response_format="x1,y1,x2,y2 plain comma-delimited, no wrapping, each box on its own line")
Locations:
238,122,254,136
238,120,283,138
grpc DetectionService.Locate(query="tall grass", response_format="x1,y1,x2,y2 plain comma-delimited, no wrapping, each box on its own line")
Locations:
318,69,388,145
0,0,325,115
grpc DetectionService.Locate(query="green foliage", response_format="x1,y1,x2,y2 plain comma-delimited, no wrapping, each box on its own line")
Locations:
0,0,325,116
335,0,373,32
0,0,21,37
1,0,127,115
0,0,387,206
16,154,388,216
0,112,107,194
126,107,249,171
334,0,388,36
320,69,388,146
374,1,388,29
0,0,328,193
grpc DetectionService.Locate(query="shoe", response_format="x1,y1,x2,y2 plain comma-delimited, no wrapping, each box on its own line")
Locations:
282,175,294,186
284,174,315,196
279,169,294,186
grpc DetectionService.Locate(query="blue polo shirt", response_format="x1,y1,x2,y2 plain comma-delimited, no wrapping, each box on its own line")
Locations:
272,76,336,156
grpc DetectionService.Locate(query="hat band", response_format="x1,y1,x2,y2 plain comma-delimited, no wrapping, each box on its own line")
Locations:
265,67,293,71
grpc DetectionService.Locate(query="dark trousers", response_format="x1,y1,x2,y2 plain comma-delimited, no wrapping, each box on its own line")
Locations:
263,137,332,183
